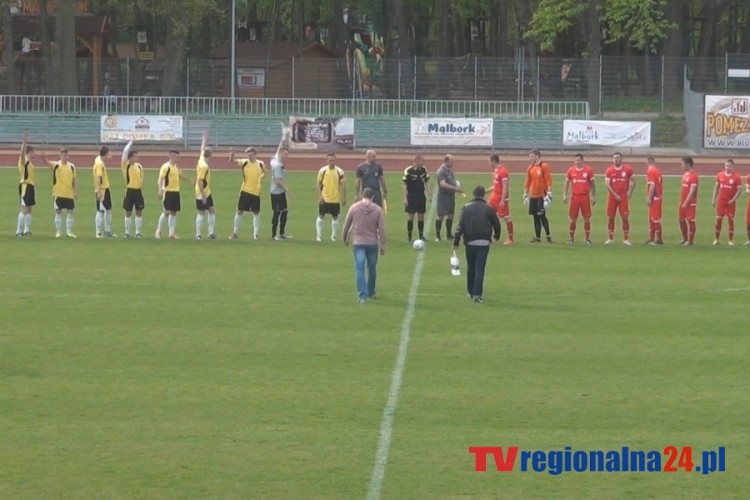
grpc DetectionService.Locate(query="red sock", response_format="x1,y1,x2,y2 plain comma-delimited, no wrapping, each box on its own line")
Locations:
506,221,514,240
728,218,734,241
655,223,662,241
679,220,688,241
715,218,722,239
584,221,591,240
569,221,576,240
688,220,696,244
623,219,630,240
649,221,655,241
607,219,615,239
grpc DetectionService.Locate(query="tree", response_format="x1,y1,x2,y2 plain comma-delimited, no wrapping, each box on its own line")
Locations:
1,0,17,94
53,0,78,95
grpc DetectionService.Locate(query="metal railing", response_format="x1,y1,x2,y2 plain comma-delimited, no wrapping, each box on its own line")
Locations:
0,95,589,118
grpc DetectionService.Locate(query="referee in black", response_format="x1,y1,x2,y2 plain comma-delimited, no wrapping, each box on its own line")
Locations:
402,154,432,242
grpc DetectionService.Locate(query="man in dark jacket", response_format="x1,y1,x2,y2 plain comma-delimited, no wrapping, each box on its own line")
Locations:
453,186,502,303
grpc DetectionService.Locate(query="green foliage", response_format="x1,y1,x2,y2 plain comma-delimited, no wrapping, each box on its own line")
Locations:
526,0,588,51
603,0,675,52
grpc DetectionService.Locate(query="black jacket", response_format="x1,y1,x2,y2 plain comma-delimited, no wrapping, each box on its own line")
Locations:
453,198,502,246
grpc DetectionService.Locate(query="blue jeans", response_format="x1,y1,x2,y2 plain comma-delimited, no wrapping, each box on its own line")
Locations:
465,244,490,298
353,245,379,300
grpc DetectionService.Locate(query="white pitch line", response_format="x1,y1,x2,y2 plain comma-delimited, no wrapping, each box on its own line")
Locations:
366,195,438,500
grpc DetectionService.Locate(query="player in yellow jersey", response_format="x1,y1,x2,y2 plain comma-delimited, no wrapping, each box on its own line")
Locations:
93,146,117,238
155,150,192,239
48,148,78,238
16,133,42,237
194,132,216,240
229,146,266,240
121,140,145,238
316,152,346,242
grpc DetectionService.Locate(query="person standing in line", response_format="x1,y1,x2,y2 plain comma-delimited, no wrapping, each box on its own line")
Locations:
156,150,192,239
452,186,501,304
229,147,265,240
435,154,463,241
603,152,636,245
316,152,346,242
678,156,699,246
486,154,514,245
711,159,742,245
563,153,596,245
645,156,664,245
121,140,145,239
342,187,387,303
402,153,431,242
523,149,553,243
745,171,750,246
270,129,293,240
355,149,387,207
93,146,116,238
16,133,40,236
194,132,216,240
49,148,78,238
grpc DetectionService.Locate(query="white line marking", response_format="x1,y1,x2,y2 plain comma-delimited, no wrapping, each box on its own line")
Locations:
366,196,438,500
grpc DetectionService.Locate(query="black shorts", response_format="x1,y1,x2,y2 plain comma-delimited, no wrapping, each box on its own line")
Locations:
95,188,113,211
196,195,215,211
123,188,145,212
163,191,181,212
405,192,427,214
54,196,75,211
237,192,261,213
437,193,455,217
271,192,288,211
19,184,36,207
318,202,341,218
529,196,546,215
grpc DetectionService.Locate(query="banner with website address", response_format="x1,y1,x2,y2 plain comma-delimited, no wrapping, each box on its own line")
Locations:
100,115,183,142
563,120,651,147
288,116,355,151
704,95,750,149
410,118,494,146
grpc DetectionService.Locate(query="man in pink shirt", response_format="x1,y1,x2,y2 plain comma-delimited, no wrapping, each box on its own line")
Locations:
342,187,387,303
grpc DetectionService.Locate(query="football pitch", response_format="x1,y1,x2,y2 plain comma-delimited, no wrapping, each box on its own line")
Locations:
1,168,748,498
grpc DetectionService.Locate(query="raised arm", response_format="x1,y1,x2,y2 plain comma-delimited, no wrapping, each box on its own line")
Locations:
122,139,133,167
228,148,236,166
20,132,28,163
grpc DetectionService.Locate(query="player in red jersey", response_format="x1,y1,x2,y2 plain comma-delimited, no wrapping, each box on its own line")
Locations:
645,157,664,245
486,154,514,245
563,153,596,244
604,152,636,245
711,159,742,245
678,156,699,245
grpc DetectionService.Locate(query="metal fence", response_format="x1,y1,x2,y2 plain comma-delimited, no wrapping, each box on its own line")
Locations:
0,54,744,113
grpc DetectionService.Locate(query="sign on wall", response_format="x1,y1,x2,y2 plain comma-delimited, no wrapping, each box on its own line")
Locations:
704,95,750,149
100,115,183,142
237,69,266,89
410,118,494,146
287,117,355,151
563,120,651,147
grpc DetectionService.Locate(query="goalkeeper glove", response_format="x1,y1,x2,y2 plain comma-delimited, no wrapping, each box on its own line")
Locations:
523,194,529,206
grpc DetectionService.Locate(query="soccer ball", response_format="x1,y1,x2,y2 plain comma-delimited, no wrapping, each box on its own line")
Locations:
412,239,425,251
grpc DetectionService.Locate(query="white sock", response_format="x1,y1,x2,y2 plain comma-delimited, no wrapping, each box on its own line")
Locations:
233,213,242,235
332,218,339,239
95,211,104,234
104,210,112,232
252,213,260,237
157,212,166,232
16,213,24,234
54,213,62,232
316,217,324,239
168,214,176,236
24,213,31,233
124,215,132,235
196,213,204,237
135,216,143,234
66,213,74,234
208,213,216,235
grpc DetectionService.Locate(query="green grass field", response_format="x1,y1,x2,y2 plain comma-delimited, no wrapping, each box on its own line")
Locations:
1,168,748,498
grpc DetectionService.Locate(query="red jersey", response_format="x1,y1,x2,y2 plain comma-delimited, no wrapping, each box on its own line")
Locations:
680,170,699,203
716,171,741,202
566,166,595,195
605,165,635,196
491,166,509,199
646,165,663,200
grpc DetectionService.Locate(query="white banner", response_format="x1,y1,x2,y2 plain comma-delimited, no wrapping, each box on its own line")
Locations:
563,120,651,147
237,68,265,89
410,118,493,146
704,95,750,149
100,115,183,142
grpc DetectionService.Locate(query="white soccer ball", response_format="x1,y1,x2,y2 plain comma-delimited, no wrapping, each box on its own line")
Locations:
412,239,425,251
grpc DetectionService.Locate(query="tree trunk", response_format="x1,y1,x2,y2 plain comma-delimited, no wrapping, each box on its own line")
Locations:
437,0,452,97
40,0,54,94
55,0,78,95
161,9,191,96
331,0,348,56
694,0,718,84
586,0,601,115
1,1,17,94
662,0,686,93
394,0,410,58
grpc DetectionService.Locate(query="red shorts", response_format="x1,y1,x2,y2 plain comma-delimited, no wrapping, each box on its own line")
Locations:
649,198,662,222
747,201,750,224
679,204,696,221
569,194,591,219
488,196,510,218
716,200,736,218
607,194,630,218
